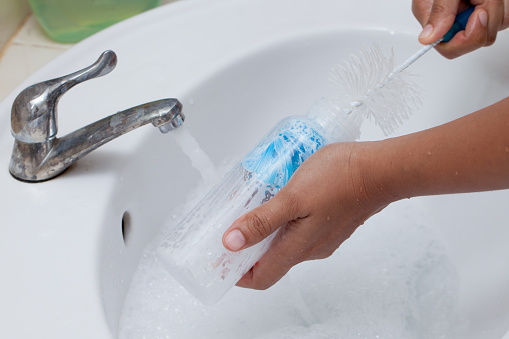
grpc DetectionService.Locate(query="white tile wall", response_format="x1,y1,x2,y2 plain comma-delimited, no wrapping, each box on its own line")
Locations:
0,0,30,51
0,0,180,102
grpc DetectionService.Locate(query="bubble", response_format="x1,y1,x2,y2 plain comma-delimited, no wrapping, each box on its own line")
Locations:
119,199,462,339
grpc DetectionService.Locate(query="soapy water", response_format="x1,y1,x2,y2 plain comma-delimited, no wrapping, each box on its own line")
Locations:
123,124,462,337
119,196,463,339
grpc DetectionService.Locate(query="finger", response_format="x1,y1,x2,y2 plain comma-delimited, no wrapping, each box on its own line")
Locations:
435,8,488,59
412,0,434,26
472,0,505,46
235,221,306,290
418,0,463,45
235,248,293,290
222,189,303,251
236,204,351,290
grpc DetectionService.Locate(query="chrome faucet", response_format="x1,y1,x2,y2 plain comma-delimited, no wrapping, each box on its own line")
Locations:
9,50,185,182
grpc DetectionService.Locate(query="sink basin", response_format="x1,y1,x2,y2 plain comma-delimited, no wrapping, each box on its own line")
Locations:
1,0,509,338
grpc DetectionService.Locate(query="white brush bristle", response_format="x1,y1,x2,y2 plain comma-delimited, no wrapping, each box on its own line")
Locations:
330,44,421,135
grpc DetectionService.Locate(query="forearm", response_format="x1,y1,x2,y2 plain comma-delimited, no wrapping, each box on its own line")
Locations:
359,96,509,202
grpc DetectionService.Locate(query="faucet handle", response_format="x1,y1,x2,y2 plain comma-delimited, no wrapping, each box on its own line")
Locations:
11,50,117,143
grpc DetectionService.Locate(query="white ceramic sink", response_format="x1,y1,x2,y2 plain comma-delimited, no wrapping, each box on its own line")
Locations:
1,0,509,338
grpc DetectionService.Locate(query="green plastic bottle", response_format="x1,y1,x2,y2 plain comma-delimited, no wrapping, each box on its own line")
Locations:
28,0,161,43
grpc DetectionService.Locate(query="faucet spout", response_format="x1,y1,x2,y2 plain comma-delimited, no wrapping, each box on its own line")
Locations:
8,51,185,182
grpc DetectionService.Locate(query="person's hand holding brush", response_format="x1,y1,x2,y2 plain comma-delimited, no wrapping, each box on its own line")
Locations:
413,0,509,59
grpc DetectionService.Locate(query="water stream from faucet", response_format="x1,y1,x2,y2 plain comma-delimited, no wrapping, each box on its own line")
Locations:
172,126,222,188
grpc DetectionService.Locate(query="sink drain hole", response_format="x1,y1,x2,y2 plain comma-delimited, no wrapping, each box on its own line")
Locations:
122,211,132,246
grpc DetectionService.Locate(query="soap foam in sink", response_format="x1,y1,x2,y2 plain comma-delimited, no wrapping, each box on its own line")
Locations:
119,198,462,339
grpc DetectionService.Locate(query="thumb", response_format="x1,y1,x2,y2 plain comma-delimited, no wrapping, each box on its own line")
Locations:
418,0,464,45
222,191,301,252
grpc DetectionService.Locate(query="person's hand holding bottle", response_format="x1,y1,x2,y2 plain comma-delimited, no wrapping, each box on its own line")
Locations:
222,0,509,291
223,98,509,290
222,142,392,290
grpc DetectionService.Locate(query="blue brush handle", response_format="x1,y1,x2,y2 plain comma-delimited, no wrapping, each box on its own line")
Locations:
442,7,475,42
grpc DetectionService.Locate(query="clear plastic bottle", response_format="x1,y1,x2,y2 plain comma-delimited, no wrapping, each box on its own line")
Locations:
156,99,362,304
28,0,161,43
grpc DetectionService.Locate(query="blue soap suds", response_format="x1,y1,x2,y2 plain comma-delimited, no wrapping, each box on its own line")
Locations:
242,118,327,188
